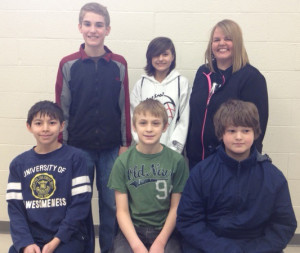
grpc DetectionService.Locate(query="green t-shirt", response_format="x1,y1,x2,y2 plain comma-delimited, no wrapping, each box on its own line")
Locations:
108,145,189,229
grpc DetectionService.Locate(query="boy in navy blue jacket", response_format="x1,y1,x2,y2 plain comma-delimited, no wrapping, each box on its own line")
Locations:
6,101,92,253
177,99,297,253
55,3,131,252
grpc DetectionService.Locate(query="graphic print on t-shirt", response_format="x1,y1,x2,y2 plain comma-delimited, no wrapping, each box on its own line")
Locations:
30,173,56,199
128,163,173,200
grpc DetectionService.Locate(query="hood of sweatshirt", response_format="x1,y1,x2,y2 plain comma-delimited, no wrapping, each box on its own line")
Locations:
141,70,180,86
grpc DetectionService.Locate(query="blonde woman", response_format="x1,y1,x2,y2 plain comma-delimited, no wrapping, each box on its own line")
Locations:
186,19,268,168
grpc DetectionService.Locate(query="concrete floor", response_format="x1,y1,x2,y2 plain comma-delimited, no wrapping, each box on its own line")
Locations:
1,233,299,253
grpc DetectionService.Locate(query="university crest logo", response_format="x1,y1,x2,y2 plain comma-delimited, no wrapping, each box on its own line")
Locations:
30,173,56,199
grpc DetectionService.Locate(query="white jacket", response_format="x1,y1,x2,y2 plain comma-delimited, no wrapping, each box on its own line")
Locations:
130,70,191,153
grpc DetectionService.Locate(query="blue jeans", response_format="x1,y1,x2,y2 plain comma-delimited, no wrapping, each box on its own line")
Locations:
111,227,182,253
81,146,119,253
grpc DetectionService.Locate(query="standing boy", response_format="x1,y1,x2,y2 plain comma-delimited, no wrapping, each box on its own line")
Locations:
6,101,92,253
108,99,189,253
177,99,297,253
55,3,131,252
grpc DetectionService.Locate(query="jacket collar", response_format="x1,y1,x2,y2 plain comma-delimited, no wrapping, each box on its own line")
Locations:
79,43,112,62
217,144,257,169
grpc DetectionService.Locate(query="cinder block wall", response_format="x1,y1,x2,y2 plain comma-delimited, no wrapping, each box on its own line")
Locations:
0,0,299,234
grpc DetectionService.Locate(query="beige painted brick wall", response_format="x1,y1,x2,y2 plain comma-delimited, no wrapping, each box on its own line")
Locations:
0,0,299,233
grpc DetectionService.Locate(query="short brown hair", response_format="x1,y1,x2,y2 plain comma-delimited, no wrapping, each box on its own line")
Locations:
27,101,64,126
205,19,249,73
213,99,261,140
132,99,168,127
144,37,176,76
79,2,110,26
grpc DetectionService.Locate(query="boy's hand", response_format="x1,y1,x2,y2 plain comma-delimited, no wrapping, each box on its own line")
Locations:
149,239,165,253
118,146,128,155
132,242,148,253
42,237,61,253
24,244,41,253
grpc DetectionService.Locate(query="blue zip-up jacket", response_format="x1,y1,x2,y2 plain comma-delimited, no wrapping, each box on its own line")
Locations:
177,145,297,253
55,44,131,150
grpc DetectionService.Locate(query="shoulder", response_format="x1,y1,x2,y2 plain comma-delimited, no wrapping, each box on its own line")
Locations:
196,64,210,74
177,74,189,86
258,154,286,181
136,75,153,86
111,54,127,65
63,144,84,155
239,64,266,81
163,146,186,164
105,48,127,66
193,64,211,83
10,149,33,166
115,145,136,163
190,153,220,178
58,145,87,163
60,51,81,64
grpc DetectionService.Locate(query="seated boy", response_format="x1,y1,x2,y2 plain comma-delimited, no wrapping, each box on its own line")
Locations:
6,101,92,253
177,99,297,253
108,99,189,253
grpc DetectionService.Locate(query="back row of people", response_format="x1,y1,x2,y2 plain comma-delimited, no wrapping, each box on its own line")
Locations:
6,2,296,253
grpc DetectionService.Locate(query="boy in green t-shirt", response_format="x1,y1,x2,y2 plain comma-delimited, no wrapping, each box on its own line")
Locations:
108,99,189,253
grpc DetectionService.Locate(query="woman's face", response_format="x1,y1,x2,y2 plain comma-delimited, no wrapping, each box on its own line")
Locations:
211,26,233,70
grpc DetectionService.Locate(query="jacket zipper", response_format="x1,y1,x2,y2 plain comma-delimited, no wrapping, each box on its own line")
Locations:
201,72,217,160
235,162,241,214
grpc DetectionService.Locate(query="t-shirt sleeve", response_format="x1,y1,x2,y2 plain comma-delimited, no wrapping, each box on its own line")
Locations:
172,157,189,193
107,157,127,193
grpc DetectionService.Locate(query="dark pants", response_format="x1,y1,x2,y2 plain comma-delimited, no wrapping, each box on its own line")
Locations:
9,237,85,253
181,240,284,253
111,227,181,253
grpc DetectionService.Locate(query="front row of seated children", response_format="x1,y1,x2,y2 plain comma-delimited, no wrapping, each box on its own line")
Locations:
7,99,297,253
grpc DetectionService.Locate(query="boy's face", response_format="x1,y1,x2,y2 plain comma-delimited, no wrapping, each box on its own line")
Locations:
27,113,64,150
133,112,167,150
222,126,254,161
78,12,110,50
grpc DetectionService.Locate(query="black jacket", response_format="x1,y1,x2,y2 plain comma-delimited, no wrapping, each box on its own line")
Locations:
187,63,268,168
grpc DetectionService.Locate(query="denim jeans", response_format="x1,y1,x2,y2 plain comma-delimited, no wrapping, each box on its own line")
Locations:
81,146,119,253
111,227,182,253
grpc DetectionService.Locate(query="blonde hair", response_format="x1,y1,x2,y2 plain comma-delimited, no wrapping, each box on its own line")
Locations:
132,99,168,127
79,2,110,26
205,19,249,73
